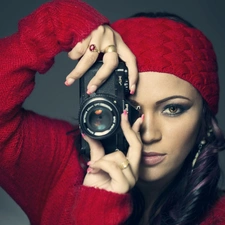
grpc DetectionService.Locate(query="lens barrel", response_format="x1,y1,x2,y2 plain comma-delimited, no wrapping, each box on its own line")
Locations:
79,96,121,139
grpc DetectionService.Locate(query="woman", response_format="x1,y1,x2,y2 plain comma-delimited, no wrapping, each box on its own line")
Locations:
0,0,224,225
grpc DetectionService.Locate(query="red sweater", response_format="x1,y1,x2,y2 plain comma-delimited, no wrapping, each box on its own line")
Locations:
0,0,224,224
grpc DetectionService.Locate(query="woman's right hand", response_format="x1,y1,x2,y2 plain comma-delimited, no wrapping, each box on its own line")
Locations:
82,112,143,194
65,25,138,95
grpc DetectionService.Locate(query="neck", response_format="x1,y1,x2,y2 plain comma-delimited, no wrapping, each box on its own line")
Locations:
137,178,172,225
137,168,182,225
137,178,168,209
137,163,184,209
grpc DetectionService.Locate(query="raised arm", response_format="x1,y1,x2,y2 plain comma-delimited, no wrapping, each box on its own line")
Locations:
0,0,108,222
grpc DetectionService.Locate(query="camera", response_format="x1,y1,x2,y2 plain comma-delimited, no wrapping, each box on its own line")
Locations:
79,61,139,156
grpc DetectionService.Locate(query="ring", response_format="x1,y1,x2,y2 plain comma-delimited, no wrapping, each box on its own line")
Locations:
119,158,130,170
89,44,100,53
104,45,117,53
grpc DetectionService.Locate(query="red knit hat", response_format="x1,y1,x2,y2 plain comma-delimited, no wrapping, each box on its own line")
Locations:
111,17,219,114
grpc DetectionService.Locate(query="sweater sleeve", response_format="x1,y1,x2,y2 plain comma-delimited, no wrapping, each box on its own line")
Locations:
73,186,133,225
0,0,109,222
200,196,225,225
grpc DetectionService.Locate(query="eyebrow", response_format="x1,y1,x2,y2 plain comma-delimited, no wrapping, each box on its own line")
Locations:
155,95,191,105
129,95,191,106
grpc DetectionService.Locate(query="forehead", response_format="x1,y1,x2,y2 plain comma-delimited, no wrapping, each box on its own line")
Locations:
131,72,201,103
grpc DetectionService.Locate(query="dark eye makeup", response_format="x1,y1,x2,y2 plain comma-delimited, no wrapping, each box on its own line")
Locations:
162,103,190,116
128,97,192,117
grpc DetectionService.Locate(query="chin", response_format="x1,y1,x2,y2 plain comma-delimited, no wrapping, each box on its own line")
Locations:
138,165,179,184
138,168,164,182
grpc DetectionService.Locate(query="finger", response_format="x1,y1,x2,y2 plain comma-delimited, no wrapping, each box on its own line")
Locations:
82,133,105,162
65,43,101,86
90,159,130,193
131,114,144,142
97,150,136,188
114,32,138,94
118,158,136,188
120,112,143,176
86,52,119,94
68,36,91,60
65,27,105,86
86,26,118,94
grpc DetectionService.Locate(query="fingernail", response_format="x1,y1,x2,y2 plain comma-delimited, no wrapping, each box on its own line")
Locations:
65,78,75,86
87,161,94,166
65,80,70,86
87,167,93,174
130,84,136,95
123,110,128,121
141,114,145,121
87,85,97,95
81,133,86,139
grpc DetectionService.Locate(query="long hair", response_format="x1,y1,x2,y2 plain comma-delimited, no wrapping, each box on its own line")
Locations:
127,100,225,225
125,12,225,225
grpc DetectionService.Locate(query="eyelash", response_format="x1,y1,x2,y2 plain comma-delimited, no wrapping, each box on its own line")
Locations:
129,101,188,117
162,104,187,116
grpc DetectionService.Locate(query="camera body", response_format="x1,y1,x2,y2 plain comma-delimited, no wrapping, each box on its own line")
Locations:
79,61,139,156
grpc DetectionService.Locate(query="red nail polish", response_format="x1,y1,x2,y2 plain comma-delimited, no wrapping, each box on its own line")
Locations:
87,167,93,174
87,161,92,166
65,80,70,86
130,84,136,95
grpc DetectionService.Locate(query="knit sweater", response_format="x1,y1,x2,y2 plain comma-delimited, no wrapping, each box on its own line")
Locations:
0,0,224,224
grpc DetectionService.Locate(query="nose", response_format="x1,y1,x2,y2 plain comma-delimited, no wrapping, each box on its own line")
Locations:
140,112,162,144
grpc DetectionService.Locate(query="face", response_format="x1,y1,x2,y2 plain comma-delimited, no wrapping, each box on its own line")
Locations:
129,72,203,184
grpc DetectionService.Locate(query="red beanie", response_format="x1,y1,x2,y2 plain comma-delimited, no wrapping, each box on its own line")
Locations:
111,17,219,114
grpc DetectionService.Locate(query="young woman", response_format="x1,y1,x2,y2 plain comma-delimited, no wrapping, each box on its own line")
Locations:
0,0,224,224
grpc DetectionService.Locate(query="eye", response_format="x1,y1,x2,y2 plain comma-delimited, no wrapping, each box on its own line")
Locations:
162,104,186,116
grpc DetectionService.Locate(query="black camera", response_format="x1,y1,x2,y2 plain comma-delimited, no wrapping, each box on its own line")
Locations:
79,61,139,156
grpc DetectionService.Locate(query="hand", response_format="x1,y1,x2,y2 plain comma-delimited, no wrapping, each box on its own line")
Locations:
65,25,138,94
82,111,143,194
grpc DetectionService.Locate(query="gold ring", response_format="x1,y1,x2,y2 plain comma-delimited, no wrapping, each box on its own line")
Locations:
119,158,130,170
104,45,117,53
89,44,100,53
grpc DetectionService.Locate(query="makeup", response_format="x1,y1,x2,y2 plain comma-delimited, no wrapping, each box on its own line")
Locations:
141,152,166,166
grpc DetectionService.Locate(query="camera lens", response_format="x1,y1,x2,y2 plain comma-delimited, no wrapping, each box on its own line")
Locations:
79,96,121,139
87,106,112,132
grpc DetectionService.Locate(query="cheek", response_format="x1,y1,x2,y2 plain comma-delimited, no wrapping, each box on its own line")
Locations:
166,118,200,160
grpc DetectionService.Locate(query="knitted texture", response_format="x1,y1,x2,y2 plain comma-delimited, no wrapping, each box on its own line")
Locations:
73,186,132,225
201,196,225,224
112,17,219,114
0,0,132,224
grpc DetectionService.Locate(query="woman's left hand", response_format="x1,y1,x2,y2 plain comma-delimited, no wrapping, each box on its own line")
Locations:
66,25,138,95
82,111,143,194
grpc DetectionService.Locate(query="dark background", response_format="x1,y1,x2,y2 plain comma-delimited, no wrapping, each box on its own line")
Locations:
0,0,224,224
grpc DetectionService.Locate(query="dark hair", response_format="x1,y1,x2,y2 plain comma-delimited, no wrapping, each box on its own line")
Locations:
130,11,195,28
125,12,225,225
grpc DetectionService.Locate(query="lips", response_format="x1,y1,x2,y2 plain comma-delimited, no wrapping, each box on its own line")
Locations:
141,152,166,166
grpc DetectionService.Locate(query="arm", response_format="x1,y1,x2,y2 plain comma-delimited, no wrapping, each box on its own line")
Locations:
73,186,133,225
0,0,108,221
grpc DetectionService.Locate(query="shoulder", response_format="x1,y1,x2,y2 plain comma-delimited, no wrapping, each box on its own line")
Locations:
201,193,225,225
213,194,225,214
